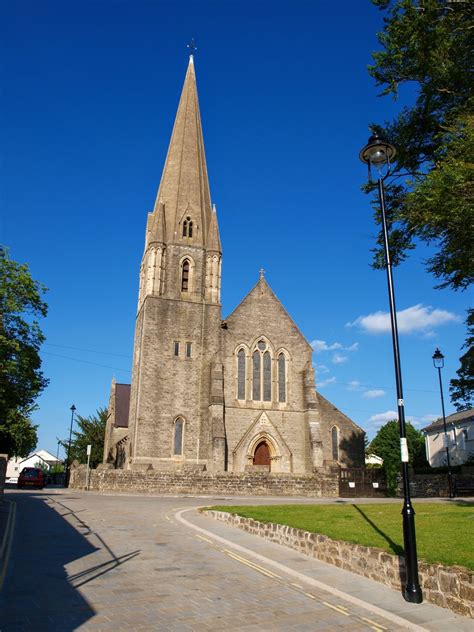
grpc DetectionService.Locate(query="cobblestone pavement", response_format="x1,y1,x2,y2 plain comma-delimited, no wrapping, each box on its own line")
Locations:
0,490,472,631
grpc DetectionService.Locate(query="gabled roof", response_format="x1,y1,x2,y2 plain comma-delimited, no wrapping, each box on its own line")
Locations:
317,392,365,434
421,408,474,433
225,275,312,351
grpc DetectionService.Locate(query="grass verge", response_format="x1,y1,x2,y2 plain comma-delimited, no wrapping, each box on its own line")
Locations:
208,502,474,570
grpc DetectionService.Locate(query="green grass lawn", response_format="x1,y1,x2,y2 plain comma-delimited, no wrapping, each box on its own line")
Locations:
208,503,474,570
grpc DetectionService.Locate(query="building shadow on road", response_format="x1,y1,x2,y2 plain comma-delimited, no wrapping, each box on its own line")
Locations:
1,492,139,631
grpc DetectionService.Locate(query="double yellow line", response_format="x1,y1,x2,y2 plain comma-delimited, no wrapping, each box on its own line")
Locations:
0,499,16,591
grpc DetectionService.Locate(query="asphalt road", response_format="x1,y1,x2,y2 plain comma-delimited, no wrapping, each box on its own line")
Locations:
0,490,471,631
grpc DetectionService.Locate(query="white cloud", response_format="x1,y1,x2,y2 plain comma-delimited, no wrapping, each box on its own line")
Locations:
318,376,336,388
346,304,459,335
332,353,348,364
368,410,398,426
363,389,386,399
314,364,330,375
311,339,359,353
347,380,362,391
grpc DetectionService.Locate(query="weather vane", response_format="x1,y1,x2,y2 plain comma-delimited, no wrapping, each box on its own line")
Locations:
187,38,197,56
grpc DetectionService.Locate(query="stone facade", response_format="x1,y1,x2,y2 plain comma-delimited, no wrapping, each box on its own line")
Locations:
103,55,365,478
205,510,474,618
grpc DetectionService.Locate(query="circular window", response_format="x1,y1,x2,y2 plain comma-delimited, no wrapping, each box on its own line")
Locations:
257,341,266,351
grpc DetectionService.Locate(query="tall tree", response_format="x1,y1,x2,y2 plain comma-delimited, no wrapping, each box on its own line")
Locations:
367,0,473,403
0,247,48,456
449,309,474,410
370,420,427,494
62,408,108,469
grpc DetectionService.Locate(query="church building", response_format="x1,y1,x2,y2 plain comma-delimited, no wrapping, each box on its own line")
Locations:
103,56,364,475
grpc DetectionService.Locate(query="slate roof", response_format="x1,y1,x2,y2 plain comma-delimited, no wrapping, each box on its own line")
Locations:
421,408,474,433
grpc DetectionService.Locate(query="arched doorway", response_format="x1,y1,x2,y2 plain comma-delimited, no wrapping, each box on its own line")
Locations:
253,441,271,470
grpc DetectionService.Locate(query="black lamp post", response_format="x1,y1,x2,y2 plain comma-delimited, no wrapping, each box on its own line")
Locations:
432,348,453,498
65,404,76,487
359,132,423,604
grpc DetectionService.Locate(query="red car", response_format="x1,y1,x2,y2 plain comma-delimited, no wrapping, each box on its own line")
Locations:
17,467,45,489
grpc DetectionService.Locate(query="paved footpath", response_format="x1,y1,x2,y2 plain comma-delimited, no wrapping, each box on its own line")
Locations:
0,490,472,631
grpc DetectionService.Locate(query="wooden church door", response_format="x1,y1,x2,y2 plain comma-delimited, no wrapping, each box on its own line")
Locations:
253,441,271,469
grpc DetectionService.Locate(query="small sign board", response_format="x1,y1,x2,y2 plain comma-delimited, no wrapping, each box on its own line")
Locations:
86,444,92,456
348,482,356,488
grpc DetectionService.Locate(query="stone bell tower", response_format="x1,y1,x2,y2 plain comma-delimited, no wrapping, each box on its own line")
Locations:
127,55,224,470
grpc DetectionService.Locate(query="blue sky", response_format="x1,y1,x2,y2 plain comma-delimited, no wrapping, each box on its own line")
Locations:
3,1,470,457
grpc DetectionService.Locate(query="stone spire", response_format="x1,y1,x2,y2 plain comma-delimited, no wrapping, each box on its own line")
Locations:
207,204,222,253
152,56,212,246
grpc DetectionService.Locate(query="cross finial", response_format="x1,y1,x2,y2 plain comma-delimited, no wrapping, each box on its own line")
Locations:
259,268,265,279
187,38,197,57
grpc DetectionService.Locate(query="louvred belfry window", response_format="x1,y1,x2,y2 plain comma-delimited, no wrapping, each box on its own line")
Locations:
181,260,190,291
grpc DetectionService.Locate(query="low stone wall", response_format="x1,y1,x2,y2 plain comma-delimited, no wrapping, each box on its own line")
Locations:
398,473,474,498
205,510,473,618
69,467,338,497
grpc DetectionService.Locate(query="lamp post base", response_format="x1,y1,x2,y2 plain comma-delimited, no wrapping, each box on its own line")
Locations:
404,585,423,604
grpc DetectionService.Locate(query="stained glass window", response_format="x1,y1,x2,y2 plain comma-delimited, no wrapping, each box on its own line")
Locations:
252,350,260,400
263,351,271,401
332,426,339,461
278,354,286,402
181,260,189,291
174,418,184,455
237,349,246,399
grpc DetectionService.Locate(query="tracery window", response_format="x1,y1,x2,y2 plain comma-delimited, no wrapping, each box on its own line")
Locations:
331,426,339,461
251,340,272,401
181,259,190,291
182,216,193,238
278,353,286,403
237,349,246,400
174,418,184,455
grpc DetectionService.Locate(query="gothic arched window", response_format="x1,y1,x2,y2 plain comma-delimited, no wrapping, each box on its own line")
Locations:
237,349,246,400
182,216,193,238
252,350,261,401
181,259,190,292
174,418,184,455
278,353,286,403
263,351,271,401
331,426,339,461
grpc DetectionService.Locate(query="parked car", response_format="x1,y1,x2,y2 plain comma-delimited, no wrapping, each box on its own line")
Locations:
17,467,45,489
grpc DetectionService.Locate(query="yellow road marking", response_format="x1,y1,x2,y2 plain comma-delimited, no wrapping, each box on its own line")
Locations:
361,617,387,630
291,582,302,589
224,550,281,580
322,601,350,616
304,592,316,599
195,534,213,544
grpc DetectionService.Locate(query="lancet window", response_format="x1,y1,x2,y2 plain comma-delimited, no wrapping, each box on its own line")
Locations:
181,259,190,292
278,353,286,403
237,349,246,400
174,418,184,455
331,426,339,461
251,340,272,402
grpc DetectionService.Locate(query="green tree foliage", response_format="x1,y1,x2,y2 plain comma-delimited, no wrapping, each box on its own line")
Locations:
367,0,473,408
450,308,474,410
62,408,108,468
0,247,48,456
369,420,427,494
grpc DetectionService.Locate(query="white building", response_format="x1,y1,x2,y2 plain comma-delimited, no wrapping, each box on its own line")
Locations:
422,409,474,468
6,449,60,481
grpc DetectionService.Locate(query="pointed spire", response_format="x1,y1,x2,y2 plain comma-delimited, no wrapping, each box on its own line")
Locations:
153,57,212,245
207,204,222,252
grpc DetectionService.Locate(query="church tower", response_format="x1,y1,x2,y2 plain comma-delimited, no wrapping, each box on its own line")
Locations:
127,56,224,470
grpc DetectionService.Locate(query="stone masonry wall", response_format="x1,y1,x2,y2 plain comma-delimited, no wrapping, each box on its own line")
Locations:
205,510,473,618
70,468,339,497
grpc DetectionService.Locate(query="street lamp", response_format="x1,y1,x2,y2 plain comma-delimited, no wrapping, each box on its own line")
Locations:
359,132,423,604
432,348,453,497
65,404,76,487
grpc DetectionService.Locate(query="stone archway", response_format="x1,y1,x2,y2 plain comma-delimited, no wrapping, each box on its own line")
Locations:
253,441,271,468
